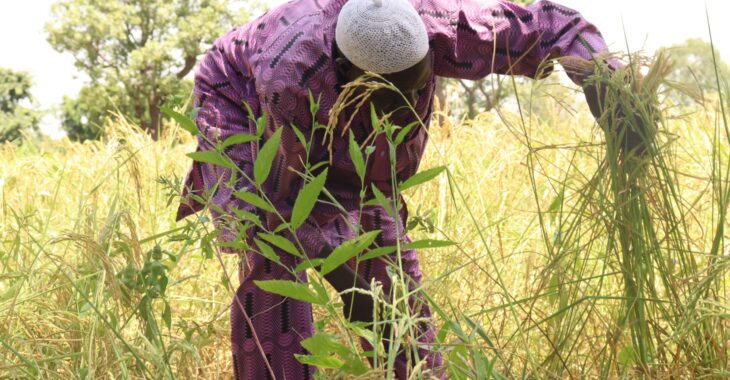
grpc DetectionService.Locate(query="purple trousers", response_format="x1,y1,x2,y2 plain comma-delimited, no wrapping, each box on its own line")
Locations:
230,206,443,379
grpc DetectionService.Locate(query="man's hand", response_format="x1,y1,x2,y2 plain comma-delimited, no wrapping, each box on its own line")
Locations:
316,245,393,345
316,245,376,323
561,56,657,157
584,73,657,157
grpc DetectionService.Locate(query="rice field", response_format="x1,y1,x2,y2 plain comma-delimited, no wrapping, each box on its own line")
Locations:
1,56,729,379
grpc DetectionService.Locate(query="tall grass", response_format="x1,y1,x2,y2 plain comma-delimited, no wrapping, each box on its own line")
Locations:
1,51,729,379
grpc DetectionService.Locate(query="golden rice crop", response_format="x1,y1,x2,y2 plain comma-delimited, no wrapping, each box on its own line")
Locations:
1,56,729,378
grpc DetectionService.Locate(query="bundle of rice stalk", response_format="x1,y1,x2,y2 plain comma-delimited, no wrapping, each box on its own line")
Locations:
583,52,728,375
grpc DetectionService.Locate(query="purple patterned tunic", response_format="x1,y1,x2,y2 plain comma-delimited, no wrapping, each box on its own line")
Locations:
176,0,616,378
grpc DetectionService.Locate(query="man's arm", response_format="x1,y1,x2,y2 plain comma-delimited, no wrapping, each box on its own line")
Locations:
420,0,656,155
421,0,620,85
177,33,261,222
314,244,376,323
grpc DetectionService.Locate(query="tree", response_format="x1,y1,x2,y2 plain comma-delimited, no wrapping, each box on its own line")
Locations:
46,0,255,140
660,38,730,104
58,84,122,141
0,68,41,144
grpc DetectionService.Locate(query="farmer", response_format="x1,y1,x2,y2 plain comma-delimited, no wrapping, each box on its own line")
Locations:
176,0,622,378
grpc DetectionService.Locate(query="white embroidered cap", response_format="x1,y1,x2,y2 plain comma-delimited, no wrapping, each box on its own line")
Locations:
335,0,430,74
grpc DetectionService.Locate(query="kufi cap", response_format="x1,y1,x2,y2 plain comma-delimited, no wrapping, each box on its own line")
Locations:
335,0,429,74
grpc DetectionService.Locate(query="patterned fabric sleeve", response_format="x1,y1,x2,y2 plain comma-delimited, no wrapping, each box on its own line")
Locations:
176,36,260,223
250,9,343,258
422,0,620,84
177,26,332,258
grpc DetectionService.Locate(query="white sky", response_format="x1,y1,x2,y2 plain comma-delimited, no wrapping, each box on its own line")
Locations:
1,0,729,138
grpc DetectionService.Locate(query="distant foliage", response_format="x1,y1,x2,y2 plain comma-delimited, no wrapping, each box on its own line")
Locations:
46,0,259,141
0,67,41,144
660,38,730,104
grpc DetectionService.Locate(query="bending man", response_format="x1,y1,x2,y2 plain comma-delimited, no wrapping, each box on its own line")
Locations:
176,0,621,378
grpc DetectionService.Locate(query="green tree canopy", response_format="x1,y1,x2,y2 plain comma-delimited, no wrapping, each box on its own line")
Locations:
0,67,41,143
661,38,730,103
46,0,254,140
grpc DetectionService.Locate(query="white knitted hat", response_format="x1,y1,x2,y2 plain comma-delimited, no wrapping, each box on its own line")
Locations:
335,0,429,74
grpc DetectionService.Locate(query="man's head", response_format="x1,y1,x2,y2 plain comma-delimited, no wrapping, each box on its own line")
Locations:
335,0,433,116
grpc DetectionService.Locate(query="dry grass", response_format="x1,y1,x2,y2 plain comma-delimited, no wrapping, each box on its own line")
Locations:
1,58,729,378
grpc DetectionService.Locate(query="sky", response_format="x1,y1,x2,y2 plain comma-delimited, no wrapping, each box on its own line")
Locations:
1,0,729,138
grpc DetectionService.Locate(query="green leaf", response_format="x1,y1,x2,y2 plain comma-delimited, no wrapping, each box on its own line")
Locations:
189,107,200,121
256,112,268,137
402,239,456,250
219,240,249,251
464,315,499,350
231,208,262,227
618,346,637,366
349,324,378,344
160,106,198,136
548,273,560,306
321,231,381,276
398,166,446,192
370,102,380,131
370,185,394,217
293,258,324,273
162,301,172,330
348,131,366,181
291,169,328,230
187,151,235,170
308,90,321,116
242,101,255,121
290,123,308,150
294,354,344,369
359,246,397,261
254,127,282,186
365,145,376,157
254,280,326,305
311,277,329,303
300,333,351,356
394,121,418,146
309,161,329,173
233,191,275,213
548,190,565,214
258,232,302,258
547,189,565,223
254,239,282,265
220,133,258,149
